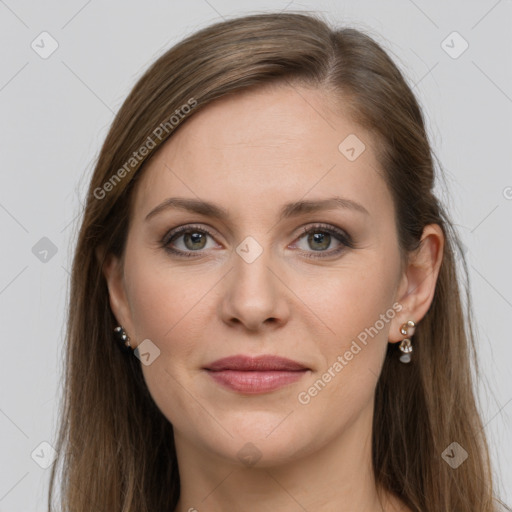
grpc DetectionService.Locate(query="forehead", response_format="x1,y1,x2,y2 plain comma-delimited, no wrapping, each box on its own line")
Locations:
132,83,391,221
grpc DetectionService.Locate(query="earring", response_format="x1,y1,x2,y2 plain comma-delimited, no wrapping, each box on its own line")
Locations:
398,320,416,363
114,325,132,353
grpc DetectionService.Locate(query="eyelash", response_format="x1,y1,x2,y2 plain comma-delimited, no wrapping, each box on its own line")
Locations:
161,223,354,259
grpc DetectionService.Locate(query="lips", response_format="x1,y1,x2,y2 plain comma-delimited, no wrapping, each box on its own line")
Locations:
204,355,310,394
204,355,309,372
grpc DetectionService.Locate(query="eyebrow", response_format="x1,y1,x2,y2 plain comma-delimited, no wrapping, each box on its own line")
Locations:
144,195,369,223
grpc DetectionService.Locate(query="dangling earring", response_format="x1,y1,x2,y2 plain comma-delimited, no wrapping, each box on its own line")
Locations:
114,325,132,353
398,320,416,363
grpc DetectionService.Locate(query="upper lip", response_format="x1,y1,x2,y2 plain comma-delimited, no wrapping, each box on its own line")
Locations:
204,355,309,371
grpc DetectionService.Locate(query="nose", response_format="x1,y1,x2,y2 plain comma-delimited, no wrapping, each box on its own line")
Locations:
219,247,291,332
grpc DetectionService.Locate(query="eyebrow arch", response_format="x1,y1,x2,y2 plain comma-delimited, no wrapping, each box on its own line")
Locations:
145,195,369,223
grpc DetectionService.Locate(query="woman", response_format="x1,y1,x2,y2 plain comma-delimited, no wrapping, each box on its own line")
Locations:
48,11,510,512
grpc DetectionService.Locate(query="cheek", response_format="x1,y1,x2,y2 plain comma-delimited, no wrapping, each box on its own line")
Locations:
305,259,398,348
124,247,206,345
123,248,223,369
298,261,399,407
124,258,211,429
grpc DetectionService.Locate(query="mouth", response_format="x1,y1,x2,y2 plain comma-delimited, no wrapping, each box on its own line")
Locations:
203,355,310,394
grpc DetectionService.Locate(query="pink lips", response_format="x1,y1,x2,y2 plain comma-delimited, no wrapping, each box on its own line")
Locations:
204,355,309,394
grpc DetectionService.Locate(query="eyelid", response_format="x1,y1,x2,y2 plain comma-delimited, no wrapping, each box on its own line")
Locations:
294,223,353,246
161,223,220,246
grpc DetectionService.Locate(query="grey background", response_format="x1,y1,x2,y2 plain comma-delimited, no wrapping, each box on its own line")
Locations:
0,0,511,510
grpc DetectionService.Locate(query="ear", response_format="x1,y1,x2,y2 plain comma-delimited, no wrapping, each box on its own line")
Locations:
388,223,444,343
96,246,134,337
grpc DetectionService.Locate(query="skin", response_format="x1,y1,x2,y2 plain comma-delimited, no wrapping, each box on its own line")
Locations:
103,83,444,511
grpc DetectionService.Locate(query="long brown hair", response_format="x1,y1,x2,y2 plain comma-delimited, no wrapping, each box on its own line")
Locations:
48,11,510,511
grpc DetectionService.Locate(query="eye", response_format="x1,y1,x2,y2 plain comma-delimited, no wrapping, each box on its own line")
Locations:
161,223,353,259
161,225,218,257
291,223,353,258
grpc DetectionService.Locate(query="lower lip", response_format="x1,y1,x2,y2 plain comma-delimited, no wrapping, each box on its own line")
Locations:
206,370,308,394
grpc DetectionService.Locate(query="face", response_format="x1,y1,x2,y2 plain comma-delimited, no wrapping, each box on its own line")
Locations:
105,83,409,467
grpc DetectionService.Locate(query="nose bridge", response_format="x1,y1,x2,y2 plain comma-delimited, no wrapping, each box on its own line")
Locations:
220,234,289,330
236,243,273,290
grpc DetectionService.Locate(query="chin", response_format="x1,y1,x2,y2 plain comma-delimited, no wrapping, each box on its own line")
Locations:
195,416,317,468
